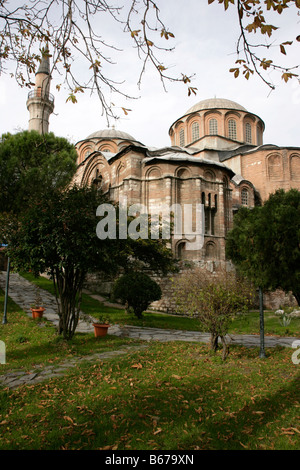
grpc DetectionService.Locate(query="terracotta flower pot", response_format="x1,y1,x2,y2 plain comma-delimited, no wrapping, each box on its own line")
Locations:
31,307,45,319
93,323,110,337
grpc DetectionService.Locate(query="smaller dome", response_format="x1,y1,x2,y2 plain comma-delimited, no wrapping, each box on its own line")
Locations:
185,98,247,115
86,128,136,141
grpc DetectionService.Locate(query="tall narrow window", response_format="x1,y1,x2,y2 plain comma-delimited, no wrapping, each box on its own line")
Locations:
290,154,300,181
228,119,237,140
179,128,185,146
245,122,252,143
191,121,200,141
209,118,218,135
267,154,282,179
204,208,210,235
205,242,217,260
241,188,249,206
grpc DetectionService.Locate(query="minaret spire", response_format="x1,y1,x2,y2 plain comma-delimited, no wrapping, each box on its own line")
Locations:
26,46,54,134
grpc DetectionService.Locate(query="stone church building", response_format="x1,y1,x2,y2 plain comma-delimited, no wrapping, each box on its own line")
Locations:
26,56,300,309
73,97,300,266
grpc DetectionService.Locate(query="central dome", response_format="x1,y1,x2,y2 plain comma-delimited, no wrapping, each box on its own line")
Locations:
86,128,136,141
185,98,247,115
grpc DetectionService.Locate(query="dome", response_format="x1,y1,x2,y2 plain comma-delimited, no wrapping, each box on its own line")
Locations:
185,98,247,115
86,128,136,141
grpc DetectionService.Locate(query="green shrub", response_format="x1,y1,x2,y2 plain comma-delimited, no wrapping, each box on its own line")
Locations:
113,272,162,318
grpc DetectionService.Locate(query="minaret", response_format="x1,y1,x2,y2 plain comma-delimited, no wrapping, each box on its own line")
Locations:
26,49,54,134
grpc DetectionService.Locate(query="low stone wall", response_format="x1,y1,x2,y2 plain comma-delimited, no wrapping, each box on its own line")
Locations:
84,263,298,314
147,260,234,313
262,289,297,310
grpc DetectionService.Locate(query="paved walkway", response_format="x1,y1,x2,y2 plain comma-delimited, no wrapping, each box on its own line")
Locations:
0,344,149,390
0,271,299,389
1,272,299,347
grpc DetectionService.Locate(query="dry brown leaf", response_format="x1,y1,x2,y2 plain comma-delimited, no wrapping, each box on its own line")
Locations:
131,363,143,369
64,416,76,425
153,428,162,435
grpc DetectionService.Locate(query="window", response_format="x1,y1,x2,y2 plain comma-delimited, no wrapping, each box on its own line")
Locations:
241,188,249,206
209,118,218,135
228,119,237,140
179,128,185,146
204,170,215,181
177,241,186,259
245,123,252,143
205,242,217,260
290,154,300,181
191,122,200,141
84,148,92,160
267,154,282,179
202,191,217,236
93,169,102,189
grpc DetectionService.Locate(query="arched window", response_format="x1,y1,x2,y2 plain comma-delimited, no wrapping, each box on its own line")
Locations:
147,167,162,179
93,169,102,189
290,154,300,181
179,128,185,146
267,154,282,179
205,242,217,260
241,188,249,206
176,167,190,179
204,170,215,181
116,162,124,185
245,123,252,143
209,118,218,135
82,147,92,161
191,121,200,142
228,119,237,140
177,241,186,259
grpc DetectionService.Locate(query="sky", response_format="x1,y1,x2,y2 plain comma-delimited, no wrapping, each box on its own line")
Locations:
0,0,299,149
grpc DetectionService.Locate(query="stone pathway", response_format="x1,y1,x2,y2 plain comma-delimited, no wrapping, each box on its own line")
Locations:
0,344,148,390
0,271,299,389
1,271,298,348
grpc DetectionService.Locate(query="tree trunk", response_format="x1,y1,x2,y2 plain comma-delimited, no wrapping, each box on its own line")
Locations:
52,267,85,340
210,333,219,352
220,336,229,361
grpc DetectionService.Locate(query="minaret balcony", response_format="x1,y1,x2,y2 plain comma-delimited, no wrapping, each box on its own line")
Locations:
27,89,55,103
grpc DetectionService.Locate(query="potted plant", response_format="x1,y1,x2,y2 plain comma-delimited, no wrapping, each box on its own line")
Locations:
30,285,45,319
92,315,111,338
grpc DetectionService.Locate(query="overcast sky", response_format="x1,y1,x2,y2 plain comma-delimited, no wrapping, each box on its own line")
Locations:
0,0,299,149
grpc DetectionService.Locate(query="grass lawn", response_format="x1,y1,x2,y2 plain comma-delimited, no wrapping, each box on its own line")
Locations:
0,338,299,450
21,272,300,337
0,288,139,373
0,276,299,450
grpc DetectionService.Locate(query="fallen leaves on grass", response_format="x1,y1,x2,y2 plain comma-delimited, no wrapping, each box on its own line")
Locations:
131,363,143,369
281,427,300,435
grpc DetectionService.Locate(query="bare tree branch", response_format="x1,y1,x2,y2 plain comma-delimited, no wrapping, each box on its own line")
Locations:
210,0,300,88
0,0,194,122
